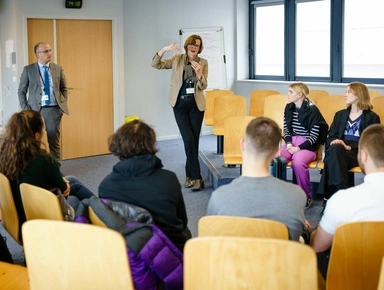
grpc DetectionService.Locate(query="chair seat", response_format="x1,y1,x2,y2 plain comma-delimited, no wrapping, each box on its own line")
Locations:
317,162,361,173
287,160,319,169
0,262,29,290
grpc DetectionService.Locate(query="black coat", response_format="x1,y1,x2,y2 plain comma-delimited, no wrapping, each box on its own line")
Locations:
326,107,380,149
284,99,328,151
98,154,190,251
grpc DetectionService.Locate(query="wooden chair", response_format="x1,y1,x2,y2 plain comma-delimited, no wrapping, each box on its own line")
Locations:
88,207,107,228
204,89,234,126
249,89,279,117
213,94,247,154
372,96,384,124
223,116,256,166
316,95,346,126
308,89,329,105
184,236,318,290
198,215,289,240
263,94,288,130
0,262,29,290
327,221,384,290
20,183,64,221
369,90,380,101
0,173,22,245
378,257,384,290
22,219,134,290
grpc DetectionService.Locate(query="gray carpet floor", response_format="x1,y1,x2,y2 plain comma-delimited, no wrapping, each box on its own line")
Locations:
1,134,364,265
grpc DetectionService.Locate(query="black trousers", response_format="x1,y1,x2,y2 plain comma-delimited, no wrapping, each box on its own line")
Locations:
317,143,358,199
173,97,204,180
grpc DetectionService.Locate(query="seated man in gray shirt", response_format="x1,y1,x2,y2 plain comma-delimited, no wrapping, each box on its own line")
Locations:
207,117,306,241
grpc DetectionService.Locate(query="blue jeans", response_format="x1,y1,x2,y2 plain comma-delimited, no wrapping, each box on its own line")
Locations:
65,175,95,210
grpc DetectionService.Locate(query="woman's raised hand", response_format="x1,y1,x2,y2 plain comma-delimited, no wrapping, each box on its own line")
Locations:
163,42,180,52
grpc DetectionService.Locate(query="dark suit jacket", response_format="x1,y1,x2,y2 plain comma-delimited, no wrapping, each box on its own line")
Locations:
18,62,69,114
151,53,208,111
326,107,380,149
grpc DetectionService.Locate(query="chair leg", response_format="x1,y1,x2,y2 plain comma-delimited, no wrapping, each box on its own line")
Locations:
215,135,224,155
347,172,355,187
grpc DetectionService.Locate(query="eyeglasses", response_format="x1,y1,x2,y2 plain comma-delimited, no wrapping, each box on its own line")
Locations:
37,49,53,54
189,43,200,48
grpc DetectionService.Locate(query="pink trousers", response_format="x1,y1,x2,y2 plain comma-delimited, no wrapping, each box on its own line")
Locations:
280,136,316,198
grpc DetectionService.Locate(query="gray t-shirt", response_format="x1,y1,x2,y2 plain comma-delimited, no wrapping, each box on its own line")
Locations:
207,176,306,241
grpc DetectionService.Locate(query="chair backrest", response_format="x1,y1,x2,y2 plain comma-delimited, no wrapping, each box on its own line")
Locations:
369,90,380,101
198,215,289,240
204,89,234,126
223,116,256,165
88,207,107,227
378,257,384,290
317,95,346,126
249,89,280,117
308,89,329,105
184,236,318,290
213,95,247,136
372,97,384,124
263,94,288,130
327,221,384,290
20,183,64,221
0,173,22,245
22,219,134,290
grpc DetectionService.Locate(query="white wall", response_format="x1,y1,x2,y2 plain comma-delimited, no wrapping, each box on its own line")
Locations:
0,0,125,129
123,0,236,139
1,0,383,139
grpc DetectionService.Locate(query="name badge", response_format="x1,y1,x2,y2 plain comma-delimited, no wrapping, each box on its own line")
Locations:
186,87,195,94
41,95,49,101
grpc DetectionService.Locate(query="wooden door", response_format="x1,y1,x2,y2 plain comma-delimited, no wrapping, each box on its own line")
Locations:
27,19,114,160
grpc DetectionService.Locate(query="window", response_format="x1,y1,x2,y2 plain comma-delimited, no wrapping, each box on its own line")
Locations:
250,0,384,84
343,0,384,79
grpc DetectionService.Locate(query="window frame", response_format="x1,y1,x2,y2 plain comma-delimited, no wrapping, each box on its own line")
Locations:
249,0,384,84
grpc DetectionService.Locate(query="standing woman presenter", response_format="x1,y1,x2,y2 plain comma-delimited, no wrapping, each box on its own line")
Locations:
151,35,208,191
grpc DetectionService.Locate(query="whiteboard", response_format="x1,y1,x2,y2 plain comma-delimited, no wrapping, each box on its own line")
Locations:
180,27,227,90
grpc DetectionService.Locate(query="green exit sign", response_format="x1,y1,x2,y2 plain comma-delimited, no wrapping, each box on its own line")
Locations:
65,0,83,8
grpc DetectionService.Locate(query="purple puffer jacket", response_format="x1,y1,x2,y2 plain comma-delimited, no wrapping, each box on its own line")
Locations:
74,196,183,290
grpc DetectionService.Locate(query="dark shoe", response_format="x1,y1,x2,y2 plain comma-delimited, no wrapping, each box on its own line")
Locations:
304,197,313,209
184,177,194,188
192,179,205,192
320,199,327,217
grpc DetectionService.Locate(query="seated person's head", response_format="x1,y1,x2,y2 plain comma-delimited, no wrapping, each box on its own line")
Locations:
289,82,310,99
347,82,373,110
358,124,384,173
4,110,45,141
243,117,282,160
108,120,158,160
0,110,46,180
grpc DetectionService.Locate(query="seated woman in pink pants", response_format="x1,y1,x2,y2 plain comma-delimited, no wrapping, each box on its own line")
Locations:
280,82,328,209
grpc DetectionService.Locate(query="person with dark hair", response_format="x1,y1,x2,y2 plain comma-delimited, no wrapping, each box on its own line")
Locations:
207,117,306,241
317,82,380,214
311,124,384,253
98,119,191,251
281,82,328,209
18,42,68,162
0,110,94,226
151,35,208,191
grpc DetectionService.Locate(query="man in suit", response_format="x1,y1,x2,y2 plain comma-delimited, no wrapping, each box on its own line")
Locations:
18,42,69,162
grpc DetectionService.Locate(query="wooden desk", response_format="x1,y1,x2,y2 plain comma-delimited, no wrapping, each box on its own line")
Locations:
0,262,29,289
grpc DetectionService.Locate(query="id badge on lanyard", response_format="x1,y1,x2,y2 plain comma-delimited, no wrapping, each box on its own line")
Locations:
186,80,194,95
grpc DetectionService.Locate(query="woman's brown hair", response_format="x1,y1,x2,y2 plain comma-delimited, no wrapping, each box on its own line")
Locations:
183,34,204,54
0,110,47,181
348,82,373,110
108,120,158,160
